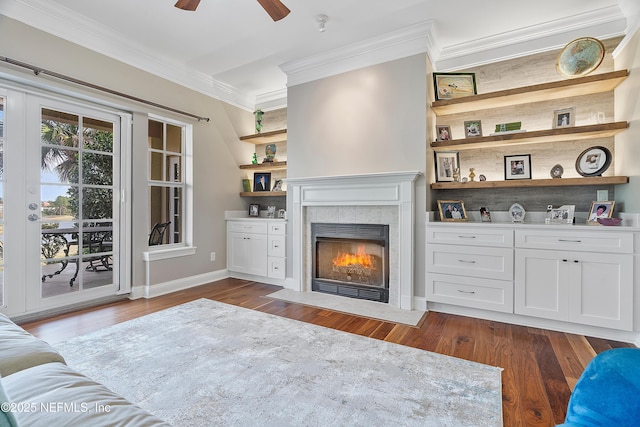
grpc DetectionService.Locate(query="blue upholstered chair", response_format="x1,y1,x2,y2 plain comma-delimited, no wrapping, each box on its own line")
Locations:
557,348,640,427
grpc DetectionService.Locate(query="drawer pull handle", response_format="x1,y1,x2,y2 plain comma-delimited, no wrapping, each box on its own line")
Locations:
274,245,280,248
562,259,568,262
457,259,476,264
558,239,582,243
457,235,476,239
458,290,476,294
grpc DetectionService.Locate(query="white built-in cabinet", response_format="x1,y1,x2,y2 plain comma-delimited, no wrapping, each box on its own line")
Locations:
227,219,286,281
426,222,638,337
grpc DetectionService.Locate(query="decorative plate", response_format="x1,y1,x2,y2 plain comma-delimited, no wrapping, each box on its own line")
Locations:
509,203,526,223
556,37,605,78
575,146,612,177
550,164,564,178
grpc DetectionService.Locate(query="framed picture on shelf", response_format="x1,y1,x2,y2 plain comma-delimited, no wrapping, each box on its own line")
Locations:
464,120,482,137
575,146,612,177
437,200,467,222
504,154,531,180
586,201,614,224
272,179,283,192
545,205,575,225
434,151,460,182
436,125,452,141
249,204,260,217
433,73,477,101
552,107,575,128
480,207,492,222
253,172,271,191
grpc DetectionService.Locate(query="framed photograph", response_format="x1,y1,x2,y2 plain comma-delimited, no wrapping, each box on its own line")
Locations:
433,72,477,101
509,203,526,223
436,125,452,141
248,204,260,217
437,200,467,222
434,151,460,182
253,172,271,192
464,120,482,138
546,205,575,225
587,201,614,224
272,179,283,192
553,107,575,128
504,154,532,180
266,205,276,218
480,207,492,223
575,146,612,177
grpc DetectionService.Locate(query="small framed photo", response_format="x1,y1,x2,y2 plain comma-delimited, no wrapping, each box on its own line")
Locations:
504,154,532,180
436,125,452,141
433,73,477,101
272,179,283,192
434,151,460,182
480,207,492,223
253,172,271,192
464,120,482,138
545,205,575,225
266,206,276,218
553,107,575,128
437,200,467,222
249,204,260,217
587,201,614,224
277,209,286,219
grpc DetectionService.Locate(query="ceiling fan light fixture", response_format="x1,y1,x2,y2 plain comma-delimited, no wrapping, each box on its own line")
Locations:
316,14,328,32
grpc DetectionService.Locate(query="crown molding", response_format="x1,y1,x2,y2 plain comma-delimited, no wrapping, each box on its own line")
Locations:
280,21,437,88
434,6,627,71
255,88,288,111
0,0,257,110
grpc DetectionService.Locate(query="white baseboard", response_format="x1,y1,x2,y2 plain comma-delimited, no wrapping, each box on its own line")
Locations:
131,269,230,299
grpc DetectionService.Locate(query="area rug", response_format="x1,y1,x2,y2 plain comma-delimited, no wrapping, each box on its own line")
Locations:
54,299,503,426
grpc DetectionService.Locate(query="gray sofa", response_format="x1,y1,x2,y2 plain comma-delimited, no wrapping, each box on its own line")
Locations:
0,313,170,427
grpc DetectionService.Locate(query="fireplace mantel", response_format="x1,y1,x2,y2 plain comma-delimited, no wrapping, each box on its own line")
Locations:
287,171,422,310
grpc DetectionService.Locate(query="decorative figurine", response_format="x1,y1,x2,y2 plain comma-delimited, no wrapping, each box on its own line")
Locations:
468,168,476,181
251,153,258,164
452,168,460,182
254,109,264,133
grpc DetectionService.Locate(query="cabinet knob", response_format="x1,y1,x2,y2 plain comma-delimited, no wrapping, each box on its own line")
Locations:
573,259,580,263
562,259,568,262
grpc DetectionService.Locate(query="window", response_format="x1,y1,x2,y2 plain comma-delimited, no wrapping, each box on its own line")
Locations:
148,117,192,249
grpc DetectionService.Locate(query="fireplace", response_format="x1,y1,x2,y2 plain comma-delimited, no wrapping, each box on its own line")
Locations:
312,223,389,303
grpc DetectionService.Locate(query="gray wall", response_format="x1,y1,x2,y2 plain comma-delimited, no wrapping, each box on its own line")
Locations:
0,16,253,297
287,54,428,297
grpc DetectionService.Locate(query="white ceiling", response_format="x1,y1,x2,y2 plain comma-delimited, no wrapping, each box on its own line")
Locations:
1,0,636,111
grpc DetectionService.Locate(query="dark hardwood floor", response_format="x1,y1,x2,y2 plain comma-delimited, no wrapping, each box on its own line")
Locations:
21,278,635,427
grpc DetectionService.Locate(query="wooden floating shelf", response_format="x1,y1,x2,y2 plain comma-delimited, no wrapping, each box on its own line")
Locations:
431,122,628,151
239,161,287,170
239,191,286,197
239,129,287,144
431,70,629,116
431,176,629,190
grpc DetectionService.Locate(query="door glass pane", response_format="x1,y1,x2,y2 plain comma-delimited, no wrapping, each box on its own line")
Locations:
83,153,113,185
149,185,182,245
166,124,182,153
82,188,113,220
148,120,163,150
41,148,79,184
41,109,79,147
83,117,113,153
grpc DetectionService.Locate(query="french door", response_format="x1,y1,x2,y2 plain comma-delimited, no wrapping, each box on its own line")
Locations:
1,87,127,316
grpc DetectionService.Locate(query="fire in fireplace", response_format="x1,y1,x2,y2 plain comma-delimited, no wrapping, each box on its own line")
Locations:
312,223,389,303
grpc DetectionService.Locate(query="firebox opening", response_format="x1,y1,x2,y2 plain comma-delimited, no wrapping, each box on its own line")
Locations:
311,223,389,303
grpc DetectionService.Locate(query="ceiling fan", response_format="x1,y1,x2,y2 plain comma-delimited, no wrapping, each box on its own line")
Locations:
174,0,291,22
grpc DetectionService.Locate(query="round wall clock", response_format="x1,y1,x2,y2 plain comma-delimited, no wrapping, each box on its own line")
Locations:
575,146,612,177
556,37,605,78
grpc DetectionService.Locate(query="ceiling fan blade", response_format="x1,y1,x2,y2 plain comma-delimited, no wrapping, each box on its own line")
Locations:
256,0,290,21
174,0,201,11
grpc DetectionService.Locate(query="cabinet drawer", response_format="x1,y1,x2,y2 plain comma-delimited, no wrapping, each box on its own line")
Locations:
515,229,633,253
426,226,513,248
268,222,286,235
228,222,268,234
268,257,286,279
427,244,513,281
268,235,286,257
427,273,513,313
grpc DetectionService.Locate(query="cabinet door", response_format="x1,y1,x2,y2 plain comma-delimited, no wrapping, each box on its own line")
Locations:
569,252,633,331
227,232,268,276
515,249,570,321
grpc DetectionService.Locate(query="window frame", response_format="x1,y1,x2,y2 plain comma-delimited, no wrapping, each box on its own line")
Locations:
144,114,194,260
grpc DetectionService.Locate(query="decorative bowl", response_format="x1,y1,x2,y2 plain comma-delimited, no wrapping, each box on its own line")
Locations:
597,217,622,226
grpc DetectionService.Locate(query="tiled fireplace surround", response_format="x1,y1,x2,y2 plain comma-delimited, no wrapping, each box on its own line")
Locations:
287,171,422,312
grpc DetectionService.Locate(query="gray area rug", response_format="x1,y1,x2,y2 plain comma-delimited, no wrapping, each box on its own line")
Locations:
54,299,503,426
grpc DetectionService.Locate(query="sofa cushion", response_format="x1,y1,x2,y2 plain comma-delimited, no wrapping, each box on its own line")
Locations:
0,314,66,377
0,374,18,427
3,362,170,427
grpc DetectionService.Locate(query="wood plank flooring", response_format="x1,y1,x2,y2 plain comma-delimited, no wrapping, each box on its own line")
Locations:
20,278,635,427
